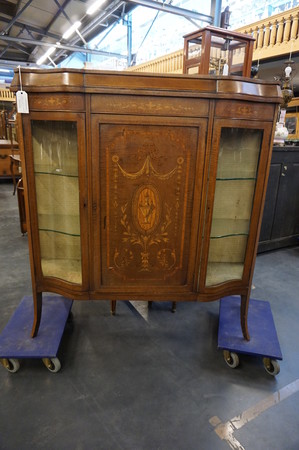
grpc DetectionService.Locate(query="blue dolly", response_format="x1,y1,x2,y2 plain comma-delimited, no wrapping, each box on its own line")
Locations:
0,296,73,373
218,296,283,376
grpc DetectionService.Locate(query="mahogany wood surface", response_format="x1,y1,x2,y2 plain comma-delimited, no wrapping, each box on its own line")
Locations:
11,69,282,339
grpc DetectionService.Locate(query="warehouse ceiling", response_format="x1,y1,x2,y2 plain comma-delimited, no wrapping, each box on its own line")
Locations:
0,0,214,76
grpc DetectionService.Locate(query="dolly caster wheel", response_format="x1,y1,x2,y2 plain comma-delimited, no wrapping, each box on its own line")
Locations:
0,358,20,373
223,350,239,369
42,357,61,373
263,357,280,376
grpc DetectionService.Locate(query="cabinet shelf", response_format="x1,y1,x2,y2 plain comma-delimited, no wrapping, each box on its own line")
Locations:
35,170,78,178
38,228,80,237
37,213,80,236
211,233,248,239
210,218,249,238
216,177,256,181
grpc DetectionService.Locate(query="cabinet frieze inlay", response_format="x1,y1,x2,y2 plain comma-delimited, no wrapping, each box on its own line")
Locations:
111,153,185,275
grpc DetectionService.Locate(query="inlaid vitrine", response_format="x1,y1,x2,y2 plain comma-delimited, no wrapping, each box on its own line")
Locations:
10,69,281,340
183,26,255,77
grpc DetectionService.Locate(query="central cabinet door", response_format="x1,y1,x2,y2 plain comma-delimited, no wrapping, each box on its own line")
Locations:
92,115,207,289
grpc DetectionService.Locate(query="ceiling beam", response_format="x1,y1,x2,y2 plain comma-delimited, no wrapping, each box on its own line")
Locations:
0,41,31,57
79,0,125,38
124,0,213,23
0,25,26,58
0,0,16,17
0,58,36,68
1,0,33,34
26,0,73,62
47,0,73,32
0,35,128,58
0,15,61,40
52,0,125,63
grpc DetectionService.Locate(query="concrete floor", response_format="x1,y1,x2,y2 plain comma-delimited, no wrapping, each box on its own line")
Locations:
0,180,299,450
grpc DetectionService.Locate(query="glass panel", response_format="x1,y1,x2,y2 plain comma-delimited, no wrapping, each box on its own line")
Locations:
32,121,82,284
187,35,246,76
187,38,202,61
230,43,246,75
210,36,246,76
206,128,262,286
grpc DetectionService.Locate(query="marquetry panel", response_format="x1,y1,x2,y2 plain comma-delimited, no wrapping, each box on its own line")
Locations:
97,119,205,287
29,93,85,112
91,94,209,117
215,100,275,121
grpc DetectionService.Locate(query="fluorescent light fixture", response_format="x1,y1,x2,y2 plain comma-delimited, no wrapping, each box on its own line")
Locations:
87,0,106,15
62,21,81,39
36,46,56,66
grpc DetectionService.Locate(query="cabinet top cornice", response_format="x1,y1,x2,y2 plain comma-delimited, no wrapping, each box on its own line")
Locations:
10,68,282,104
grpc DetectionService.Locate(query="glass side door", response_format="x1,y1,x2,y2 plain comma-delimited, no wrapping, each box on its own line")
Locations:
24,112,88,288
199,120,273,289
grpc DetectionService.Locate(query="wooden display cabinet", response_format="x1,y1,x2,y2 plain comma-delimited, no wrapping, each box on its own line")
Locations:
10,69,281,341
183,26,255,77
259,145,299,252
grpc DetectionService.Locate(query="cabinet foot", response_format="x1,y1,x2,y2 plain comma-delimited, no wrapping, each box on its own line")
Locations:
110,300,116,315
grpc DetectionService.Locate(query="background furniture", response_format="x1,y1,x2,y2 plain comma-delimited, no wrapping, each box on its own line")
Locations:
0,110,7,139
11,68,281,340
0,138,19,178
9,154,21,194
259,144,299,252
285,112,299,139
0,113,20,181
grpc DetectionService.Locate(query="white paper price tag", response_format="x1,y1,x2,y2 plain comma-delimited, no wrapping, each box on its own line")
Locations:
16,90,29,114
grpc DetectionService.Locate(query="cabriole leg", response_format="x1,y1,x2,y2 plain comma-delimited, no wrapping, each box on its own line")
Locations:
31,291,42,338
241,293,250,341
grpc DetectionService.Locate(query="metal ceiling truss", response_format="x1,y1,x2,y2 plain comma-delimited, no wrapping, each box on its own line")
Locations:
0,15,61,40
124,0,213,23
1,0,33,35
0,35,127,59
0,0,216,70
